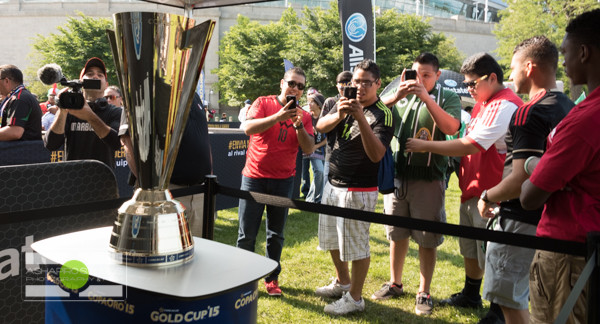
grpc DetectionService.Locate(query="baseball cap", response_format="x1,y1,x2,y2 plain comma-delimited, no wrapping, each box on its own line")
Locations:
244,99,252,105
48,88,57,96
80,57,107,79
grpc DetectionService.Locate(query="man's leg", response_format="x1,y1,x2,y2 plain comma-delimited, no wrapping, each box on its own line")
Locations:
236,176,266,252
419,246,436,294
349,257,370,301
300,158,310,197
500,307,529,324
390,238,409,285
330,249,350,285
263,177,294,282
307,158,324,203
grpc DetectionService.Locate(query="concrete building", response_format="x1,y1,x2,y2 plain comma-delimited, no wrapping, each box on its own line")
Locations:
0,0,504,114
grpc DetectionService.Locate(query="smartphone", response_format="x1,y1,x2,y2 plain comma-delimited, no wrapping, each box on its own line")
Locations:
286,95,296,110
405,69,417,80
343,86,357,99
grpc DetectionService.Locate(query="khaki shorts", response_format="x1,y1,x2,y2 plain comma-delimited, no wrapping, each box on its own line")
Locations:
458,197,488,269
318,181,377,262
529,250,587,324
383,179,445,248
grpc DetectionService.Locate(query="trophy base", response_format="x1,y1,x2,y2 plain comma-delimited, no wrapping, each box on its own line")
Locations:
109,188,194,267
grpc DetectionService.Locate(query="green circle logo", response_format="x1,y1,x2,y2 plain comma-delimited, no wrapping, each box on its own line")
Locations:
59,260,89,290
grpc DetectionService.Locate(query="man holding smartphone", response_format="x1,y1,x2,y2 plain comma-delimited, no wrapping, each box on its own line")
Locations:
374,52,461,316
237,67,314,296
315,59,394,315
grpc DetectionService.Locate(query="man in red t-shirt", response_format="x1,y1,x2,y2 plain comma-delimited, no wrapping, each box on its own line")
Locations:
406,53,523,323
237,67,314,296
521,9,600,323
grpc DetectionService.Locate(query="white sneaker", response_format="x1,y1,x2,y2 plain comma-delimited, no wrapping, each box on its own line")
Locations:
324,292,365,315
316,278,349,298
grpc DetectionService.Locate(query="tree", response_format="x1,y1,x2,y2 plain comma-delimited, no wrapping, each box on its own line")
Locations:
212,10,297,107
494,0,600,97
215,1,464,105
26,13,116,100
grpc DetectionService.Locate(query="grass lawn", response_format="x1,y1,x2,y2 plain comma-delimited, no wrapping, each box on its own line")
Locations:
213,174,489,323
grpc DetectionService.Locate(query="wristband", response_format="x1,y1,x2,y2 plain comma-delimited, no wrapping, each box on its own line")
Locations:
293,122,304,130
524,156,536,176
480,189,491,204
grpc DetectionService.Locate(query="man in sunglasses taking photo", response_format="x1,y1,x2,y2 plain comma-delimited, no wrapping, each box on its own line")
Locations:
236,67,314,297
405,53,522,324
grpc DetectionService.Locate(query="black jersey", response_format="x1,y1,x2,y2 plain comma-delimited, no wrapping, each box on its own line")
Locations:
327,98,394,188
500,90,574,218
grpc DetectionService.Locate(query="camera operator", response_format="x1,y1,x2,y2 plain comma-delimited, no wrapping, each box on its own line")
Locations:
44,57,122,169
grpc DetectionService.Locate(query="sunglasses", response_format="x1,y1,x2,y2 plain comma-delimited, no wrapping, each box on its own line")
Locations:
463,75,488,88
285,80,305,91
351,79,379,88
104,95,120,100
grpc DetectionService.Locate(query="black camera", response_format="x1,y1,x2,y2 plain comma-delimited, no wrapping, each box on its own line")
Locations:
57,79,101,110
404,69,417,80
343,86,357,99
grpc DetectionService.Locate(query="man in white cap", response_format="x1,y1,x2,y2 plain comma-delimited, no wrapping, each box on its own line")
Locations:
41,88,59,131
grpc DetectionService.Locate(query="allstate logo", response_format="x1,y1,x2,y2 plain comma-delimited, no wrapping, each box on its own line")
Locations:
444,79,458,88
345,13,368,43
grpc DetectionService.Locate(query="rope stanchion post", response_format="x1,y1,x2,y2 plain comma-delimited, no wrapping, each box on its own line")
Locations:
201,175,218,240
587,231,600,324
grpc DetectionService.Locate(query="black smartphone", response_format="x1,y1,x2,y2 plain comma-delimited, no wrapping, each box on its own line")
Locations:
405,69,417,80
285,95,296,110
343,86,357,99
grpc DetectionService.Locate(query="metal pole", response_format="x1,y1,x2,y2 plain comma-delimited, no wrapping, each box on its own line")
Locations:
587,232,600,324
202,175,218,240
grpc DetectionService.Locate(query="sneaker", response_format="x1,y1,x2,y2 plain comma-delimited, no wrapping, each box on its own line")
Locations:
415,291,433,315
371,282,404,300
439,291,482,308
324,292,365,315
316,278,349,298
265,280,282,296
478,311,505,324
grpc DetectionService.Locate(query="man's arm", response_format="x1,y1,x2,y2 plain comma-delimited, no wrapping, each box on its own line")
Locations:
405,137,480,157
520,179,552,210
315,109,344,134
478,158,530,217
0,125,24,141
342,99,386,162
45,108,68,150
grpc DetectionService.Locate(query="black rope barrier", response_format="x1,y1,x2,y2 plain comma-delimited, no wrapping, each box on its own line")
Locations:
217,184,586,257
0,182,586,257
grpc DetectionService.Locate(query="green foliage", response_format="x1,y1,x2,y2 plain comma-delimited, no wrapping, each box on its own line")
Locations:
494,0,600,95
26,13,115,100
214,1,464,105
212,11,297,107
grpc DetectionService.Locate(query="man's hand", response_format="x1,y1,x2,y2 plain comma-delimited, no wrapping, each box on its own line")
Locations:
477,199,498,219
65,102,96,122
405,138,427,152
337,98,363,120
275,100,300,123
48,106,58,114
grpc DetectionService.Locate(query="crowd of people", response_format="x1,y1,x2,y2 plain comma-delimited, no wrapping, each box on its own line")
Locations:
1,8,599,324
236,9,600,324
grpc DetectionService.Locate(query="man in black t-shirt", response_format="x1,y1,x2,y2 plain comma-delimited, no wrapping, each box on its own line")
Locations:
44,57,122,169
476,36,574,324
314,60,394,315
0,65,42,141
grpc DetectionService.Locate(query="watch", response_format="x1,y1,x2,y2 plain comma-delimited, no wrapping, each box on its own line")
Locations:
480,189,491,204
293,122,304,130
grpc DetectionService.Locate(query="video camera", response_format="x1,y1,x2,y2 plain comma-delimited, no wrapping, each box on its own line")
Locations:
37,64,101,110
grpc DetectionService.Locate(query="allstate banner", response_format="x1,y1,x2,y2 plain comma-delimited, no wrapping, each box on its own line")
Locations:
338,0,375,72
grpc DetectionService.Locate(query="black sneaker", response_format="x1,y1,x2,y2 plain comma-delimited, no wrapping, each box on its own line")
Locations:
415,291,433,315
439,291,482,309
478,312,505,324
371,282,404,300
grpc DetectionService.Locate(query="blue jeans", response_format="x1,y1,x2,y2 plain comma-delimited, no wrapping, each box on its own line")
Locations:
237,175,294,282
306,158,324,203
300,158,311,197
